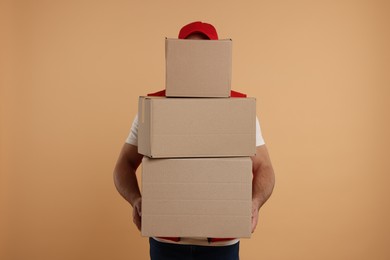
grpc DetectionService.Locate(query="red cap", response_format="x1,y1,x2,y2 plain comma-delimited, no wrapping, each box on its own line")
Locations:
178,21,219,40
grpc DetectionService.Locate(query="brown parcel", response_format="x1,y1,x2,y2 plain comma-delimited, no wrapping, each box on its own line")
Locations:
141,157,252,238
165,38,232,97
138,96,256,158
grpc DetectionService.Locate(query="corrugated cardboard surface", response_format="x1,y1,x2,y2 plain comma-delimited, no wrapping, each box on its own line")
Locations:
141,157,252,238
165,38,232,97
138,96,256,158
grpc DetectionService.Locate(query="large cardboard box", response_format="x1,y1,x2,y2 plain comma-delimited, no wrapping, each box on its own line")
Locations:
138,96,256,158
165,38,232,97
141,157,252,238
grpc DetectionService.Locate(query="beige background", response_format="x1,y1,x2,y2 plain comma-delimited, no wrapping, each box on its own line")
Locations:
1,0,389,259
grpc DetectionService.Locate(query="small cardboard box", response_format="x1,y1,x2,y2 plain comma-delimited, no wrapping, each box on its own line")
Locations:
138,96,256,158
165,38,232,97
141,157,252,238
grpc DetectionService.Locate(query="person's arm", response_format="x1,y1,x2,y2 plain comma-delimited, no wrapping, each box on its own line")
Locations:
251,144,275,233
113,143,144,231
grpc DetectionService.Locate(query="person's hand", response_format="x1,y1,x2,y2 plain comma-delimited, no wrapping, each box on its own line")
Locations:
132,197,142,231
251,201,260,233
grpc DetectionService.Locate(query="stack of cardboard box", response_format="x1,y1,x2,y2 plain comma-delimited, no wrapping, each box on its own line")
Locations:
138,38,256,238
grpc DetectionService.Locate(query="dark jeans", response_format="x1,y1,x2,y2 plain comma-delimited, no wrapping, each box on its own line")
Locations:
149,238,240,260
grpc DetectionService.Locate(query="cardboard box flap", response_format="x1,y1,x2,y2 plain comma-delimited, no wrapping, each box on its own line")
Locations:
137,97,151,155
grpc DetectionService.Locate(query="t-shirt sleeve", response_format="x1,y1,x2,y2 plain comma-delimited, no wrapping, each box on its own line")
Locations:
256,116,265,147
125,115,139,146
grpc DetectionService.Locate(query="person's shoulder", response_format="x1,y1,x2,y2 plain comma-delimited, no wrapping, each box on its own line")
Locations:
230,90,247,97
147,90,166,96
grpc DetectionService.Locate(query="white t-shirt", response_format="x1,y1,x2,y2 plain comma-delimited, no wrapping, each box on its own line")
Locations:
126,115,265,147
125,115,265,246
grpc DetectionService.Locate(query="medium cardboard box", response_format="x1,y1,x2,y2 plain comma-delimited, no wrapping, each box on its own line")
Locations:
141,157,252,238
138,96,256,158
165,38,232,97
